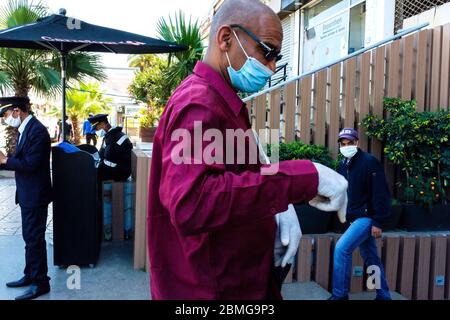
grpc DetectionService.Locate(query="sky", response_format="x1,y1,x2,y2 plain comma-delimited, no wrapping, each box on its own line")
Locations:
43,0,213,68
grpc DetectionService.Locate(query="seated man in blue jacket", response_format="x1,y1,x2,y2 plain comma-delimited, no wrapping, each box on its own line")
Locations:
0,97,52,300
329,128,392,300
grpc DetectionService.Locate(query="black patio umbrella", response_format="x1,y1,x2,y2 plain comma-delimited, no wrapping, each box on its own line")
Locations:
0,9,186,138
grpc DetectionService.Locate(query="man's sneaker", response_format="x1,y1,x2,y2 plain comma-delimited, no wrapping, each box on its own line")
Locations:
327,294,349,300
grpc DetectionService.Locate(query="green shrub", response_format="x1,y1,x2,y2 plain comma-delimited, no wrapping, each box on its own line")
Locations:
268,141,338,170
139,107,163,129
361,98,450,207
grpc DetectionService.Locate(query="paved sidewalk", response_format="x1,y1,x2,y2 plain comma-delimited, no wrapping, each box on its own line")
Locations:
0,235,150,300
0,178,53,240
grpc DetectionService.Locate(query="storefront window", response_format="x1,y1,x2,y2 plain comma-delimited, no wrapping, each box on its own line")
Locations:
302,0,366,72
305,0,347,28
349,2,366,53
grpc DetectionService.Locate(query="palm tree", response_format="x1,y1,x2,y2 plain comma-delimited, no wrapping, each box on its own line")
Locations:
128,54,161,72
49,83,112,145
156,10,204,92
0,0,106,155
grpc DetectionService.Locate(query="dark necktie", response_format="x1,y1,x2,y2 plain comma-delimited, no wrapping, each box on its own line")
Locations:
16,132,21,149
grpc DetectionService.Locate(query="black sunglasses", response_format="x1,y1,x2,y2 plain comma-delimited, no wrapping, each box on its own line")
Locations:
230,24,283,62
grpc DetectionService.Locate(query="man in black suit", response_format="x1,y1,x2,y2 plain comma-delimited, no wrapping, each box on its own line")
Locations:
0,97,52,300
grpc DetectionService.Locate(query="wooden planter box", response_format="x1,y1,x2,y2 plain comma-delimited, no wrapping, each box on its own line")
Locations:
131,149,152,271
139,127,157,143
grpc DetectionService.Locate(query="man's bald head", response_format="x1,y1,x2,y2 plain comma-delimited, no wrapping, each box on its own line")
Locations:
204,0,282,90
210,0,281,42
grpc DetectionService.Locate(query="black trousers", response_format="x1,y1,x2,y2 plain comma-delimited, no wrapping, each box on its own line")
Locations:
264,264,293,300
98,164,130,183
21,205,50,285
86,134,97,147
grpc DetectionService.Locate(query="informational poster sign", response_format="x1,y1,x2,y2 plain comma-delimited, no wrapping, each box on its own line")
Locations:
365,0,395,46
303,10,350,72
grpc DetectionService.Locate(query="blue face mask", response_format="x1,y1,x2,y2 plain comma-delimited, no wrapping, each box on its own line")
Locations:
226,30,274,93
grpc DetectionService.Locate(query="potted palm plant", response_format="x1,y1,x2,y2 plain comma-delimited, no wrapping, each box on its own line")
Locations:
139,107,162,143
130,11,204,144
362,98,450,231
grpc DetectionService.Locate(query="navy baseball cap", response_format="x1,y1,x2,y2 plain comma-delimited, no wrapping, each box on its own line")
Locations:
338,128,359,142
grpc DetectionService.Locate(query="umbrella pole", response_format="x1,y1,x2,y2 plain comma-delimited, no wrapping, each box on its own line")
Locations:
60,52,68,142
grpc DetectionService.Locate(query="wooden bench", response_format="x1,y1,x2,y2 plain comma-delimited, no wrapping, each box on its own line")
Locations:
290,232,450,300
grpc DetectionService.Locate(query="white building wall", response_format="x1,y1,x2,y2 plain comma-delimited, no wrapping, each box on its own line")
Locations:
278,14,295,78
402,2,450,30
268,0,397,76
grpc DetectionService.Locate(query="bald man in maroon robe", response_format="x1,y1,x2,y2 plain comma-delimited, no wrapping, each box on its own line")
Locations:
147,0,348,300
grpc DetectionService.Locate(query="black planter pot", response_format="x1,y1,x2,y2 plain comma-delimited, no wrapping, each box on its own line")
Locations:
381,205,403,231
400,204,450,231
294,203,332,234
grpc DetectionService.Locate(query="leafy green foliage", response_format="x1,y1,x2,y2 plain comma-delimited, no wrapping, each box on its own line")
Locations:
128,11,203,131
156,10,204,91
268,141,338,170
48,83,112,144
361,98,450,207
138,106,163,129
128,55,171,108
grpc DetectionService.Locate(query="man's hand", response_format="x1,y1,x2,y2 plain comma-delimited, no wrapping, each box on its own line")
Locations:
274,204,302,268
0,151,8,165
372,226,382,238
309,163,348,223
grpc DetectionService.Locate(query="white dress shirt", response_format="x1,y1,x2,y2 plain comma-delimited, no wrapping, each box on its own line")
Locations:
18,115,33,146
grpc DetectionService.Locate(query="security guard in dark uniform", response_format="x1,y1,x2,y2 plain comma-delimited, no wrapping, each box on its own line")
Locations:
0,97,52,300
88,114,133,182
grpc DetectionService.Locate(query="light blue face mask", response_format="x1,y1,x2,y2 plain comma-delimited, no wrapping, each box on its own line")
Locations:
226,30,274,93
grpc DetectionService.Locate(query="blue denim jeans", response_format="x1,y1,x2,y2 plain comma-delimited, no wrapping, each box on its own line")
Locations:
332,217,391,299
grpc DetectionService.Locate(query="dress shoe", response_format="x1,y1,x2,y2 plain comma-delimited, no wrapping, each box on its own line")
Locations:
15,284,50,301
327,294,349,300
6,277,32,288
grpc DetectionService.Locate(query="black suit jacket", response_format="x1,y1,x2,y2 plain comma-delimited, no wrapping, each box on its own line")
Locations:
2,117,52,208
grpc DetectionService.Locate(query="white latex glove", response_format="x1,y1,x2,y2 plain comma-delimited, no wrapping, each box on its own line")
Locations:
274,204,302,268
309,163,348,223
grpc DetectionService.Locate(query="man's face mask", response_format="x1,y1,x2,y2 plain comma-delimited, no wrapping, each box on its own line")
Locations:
5,111,21,128
96,128,106,138
226,29,274,93
96,123,106,138
340,145,358,159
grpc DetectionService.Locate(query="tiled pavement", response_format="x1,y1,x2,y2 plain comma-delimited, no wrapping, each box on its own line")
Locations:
0,177,149,300
0,235,150,300
0,178,53,239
